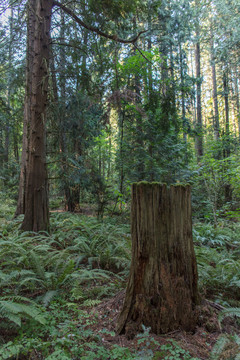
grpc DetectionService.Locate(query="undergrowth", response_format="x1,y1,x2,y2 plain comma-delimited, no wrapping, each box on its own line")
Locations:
193,222,240,306
0,198,239,359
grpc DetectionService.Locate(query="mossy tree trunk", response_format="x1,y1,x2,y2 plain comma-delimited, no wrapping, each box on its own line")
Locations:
116,183,199,337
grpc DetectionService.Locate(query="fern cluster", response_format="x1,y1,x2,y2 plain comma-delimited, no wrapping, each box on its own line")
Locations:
1,207,240,359
194,222,240,304
0,212,130,343
0,296,46,327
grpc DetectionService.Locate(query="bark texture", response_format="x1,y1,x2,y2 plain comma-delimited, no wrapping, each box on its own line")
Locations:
15,0,36,216
116,183,199,337
194,0,203,159
210,30,219,141
21,0,53,231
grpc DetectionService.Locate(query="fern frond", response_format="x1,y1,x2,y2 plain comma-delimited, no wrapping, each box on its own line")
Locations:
219,307,240,322
45,349,71,360
0,342,24,359
77,268,112,284
55,259,75,285
29,251,46,281
0,297,46,326
42,290,59,307
83,299,102,307
233,334,240,346
210,335,229,360
0,305,22,326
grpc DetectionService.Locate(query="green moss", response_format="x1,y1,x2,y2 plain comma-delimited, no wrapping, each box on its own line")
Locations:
132,181,164,186
171,183,190,187
131,182,191,190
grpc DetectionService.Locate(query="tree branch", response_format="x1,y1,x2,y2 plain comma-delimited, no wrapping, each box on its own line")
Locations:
51,41,88,54
133,44,153,65
53,1,146,44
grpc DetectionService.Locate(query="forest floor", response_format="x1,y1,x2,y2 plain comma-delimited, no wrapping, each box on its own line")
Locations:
0,200,240,359
82,288,240,360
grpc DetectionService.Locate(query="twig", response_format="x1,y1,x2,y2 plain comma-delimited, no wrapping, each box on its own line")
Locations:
133,43,153,64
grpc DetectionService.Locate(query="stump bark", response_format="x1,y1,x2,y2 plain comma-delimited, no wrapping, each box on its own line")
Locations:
116,182,199,336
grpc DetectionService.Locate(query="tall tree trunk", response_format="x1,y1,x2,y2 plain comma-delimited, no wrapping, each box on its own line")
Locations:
4,7,14,164
15,0,36,216
13,131,19,162
147,0,153,97
179,42,187,142
233,66,240,141
114,46,125,198
195,39,203,158
223,69,232,203
210,28,220,140
147,2,155,181
195,0,203,159
58,8,70,211
21,0,53,231
119,109,125,197
117,183,199,337
223,70,230,157
134,19,144,181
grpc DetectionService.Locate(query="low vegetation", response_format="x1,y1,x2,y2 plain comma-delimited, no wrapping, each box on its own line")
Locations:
0,196,239,359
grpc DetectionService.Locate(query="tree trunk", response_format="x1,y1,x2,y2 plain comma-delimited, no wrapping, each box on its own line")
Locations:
116,182,199,337
223,70,230,156
21,0,53,232
223,70,232,203
233,67,240,141
179,42,187,142
15,0,36,216
134,16,144,181
195,0,203,159
210,27,220,140
195,41,203,158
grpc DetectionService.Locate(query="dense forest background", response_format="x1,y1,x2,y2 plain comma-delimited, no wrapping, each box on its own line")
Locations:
0,0,240,359
0,0,240,220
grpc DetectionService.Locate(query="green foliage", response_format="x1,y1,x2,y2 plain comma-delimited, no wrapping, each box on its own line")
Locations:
88,0,140,19
0,296,46,327
136,327,200,360
210,334,240,360
0,342,24,360
154,342,199,360
208,308,240,359
0,160,19,199
191,140,240,223
51,213,131,272
1,194,240,359
0,210,133,358
195,245,240,303
218,307,240,322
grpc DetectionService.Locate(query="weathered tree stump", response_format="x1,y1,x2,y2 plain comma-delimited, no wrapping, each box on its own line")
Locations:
116,182,199,337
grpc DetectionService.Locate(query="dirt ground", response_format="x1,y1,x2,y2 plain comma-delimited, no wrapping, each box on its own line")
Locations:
84,290,240,360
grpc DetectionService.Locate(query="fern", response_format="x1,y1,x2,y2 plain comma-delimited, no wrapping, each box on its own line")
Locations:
42,290,59,307
0,342,24,360
209,335,230,360
77,268,113,283
0,296,46,326
210,333,240,360
218,307,240,322
83,299,102,307
29,250,47,281
45,349,71,360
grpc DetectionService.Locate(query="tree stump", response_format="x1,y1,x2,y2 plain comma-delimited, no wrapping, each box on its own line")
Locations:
116,182,199,337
